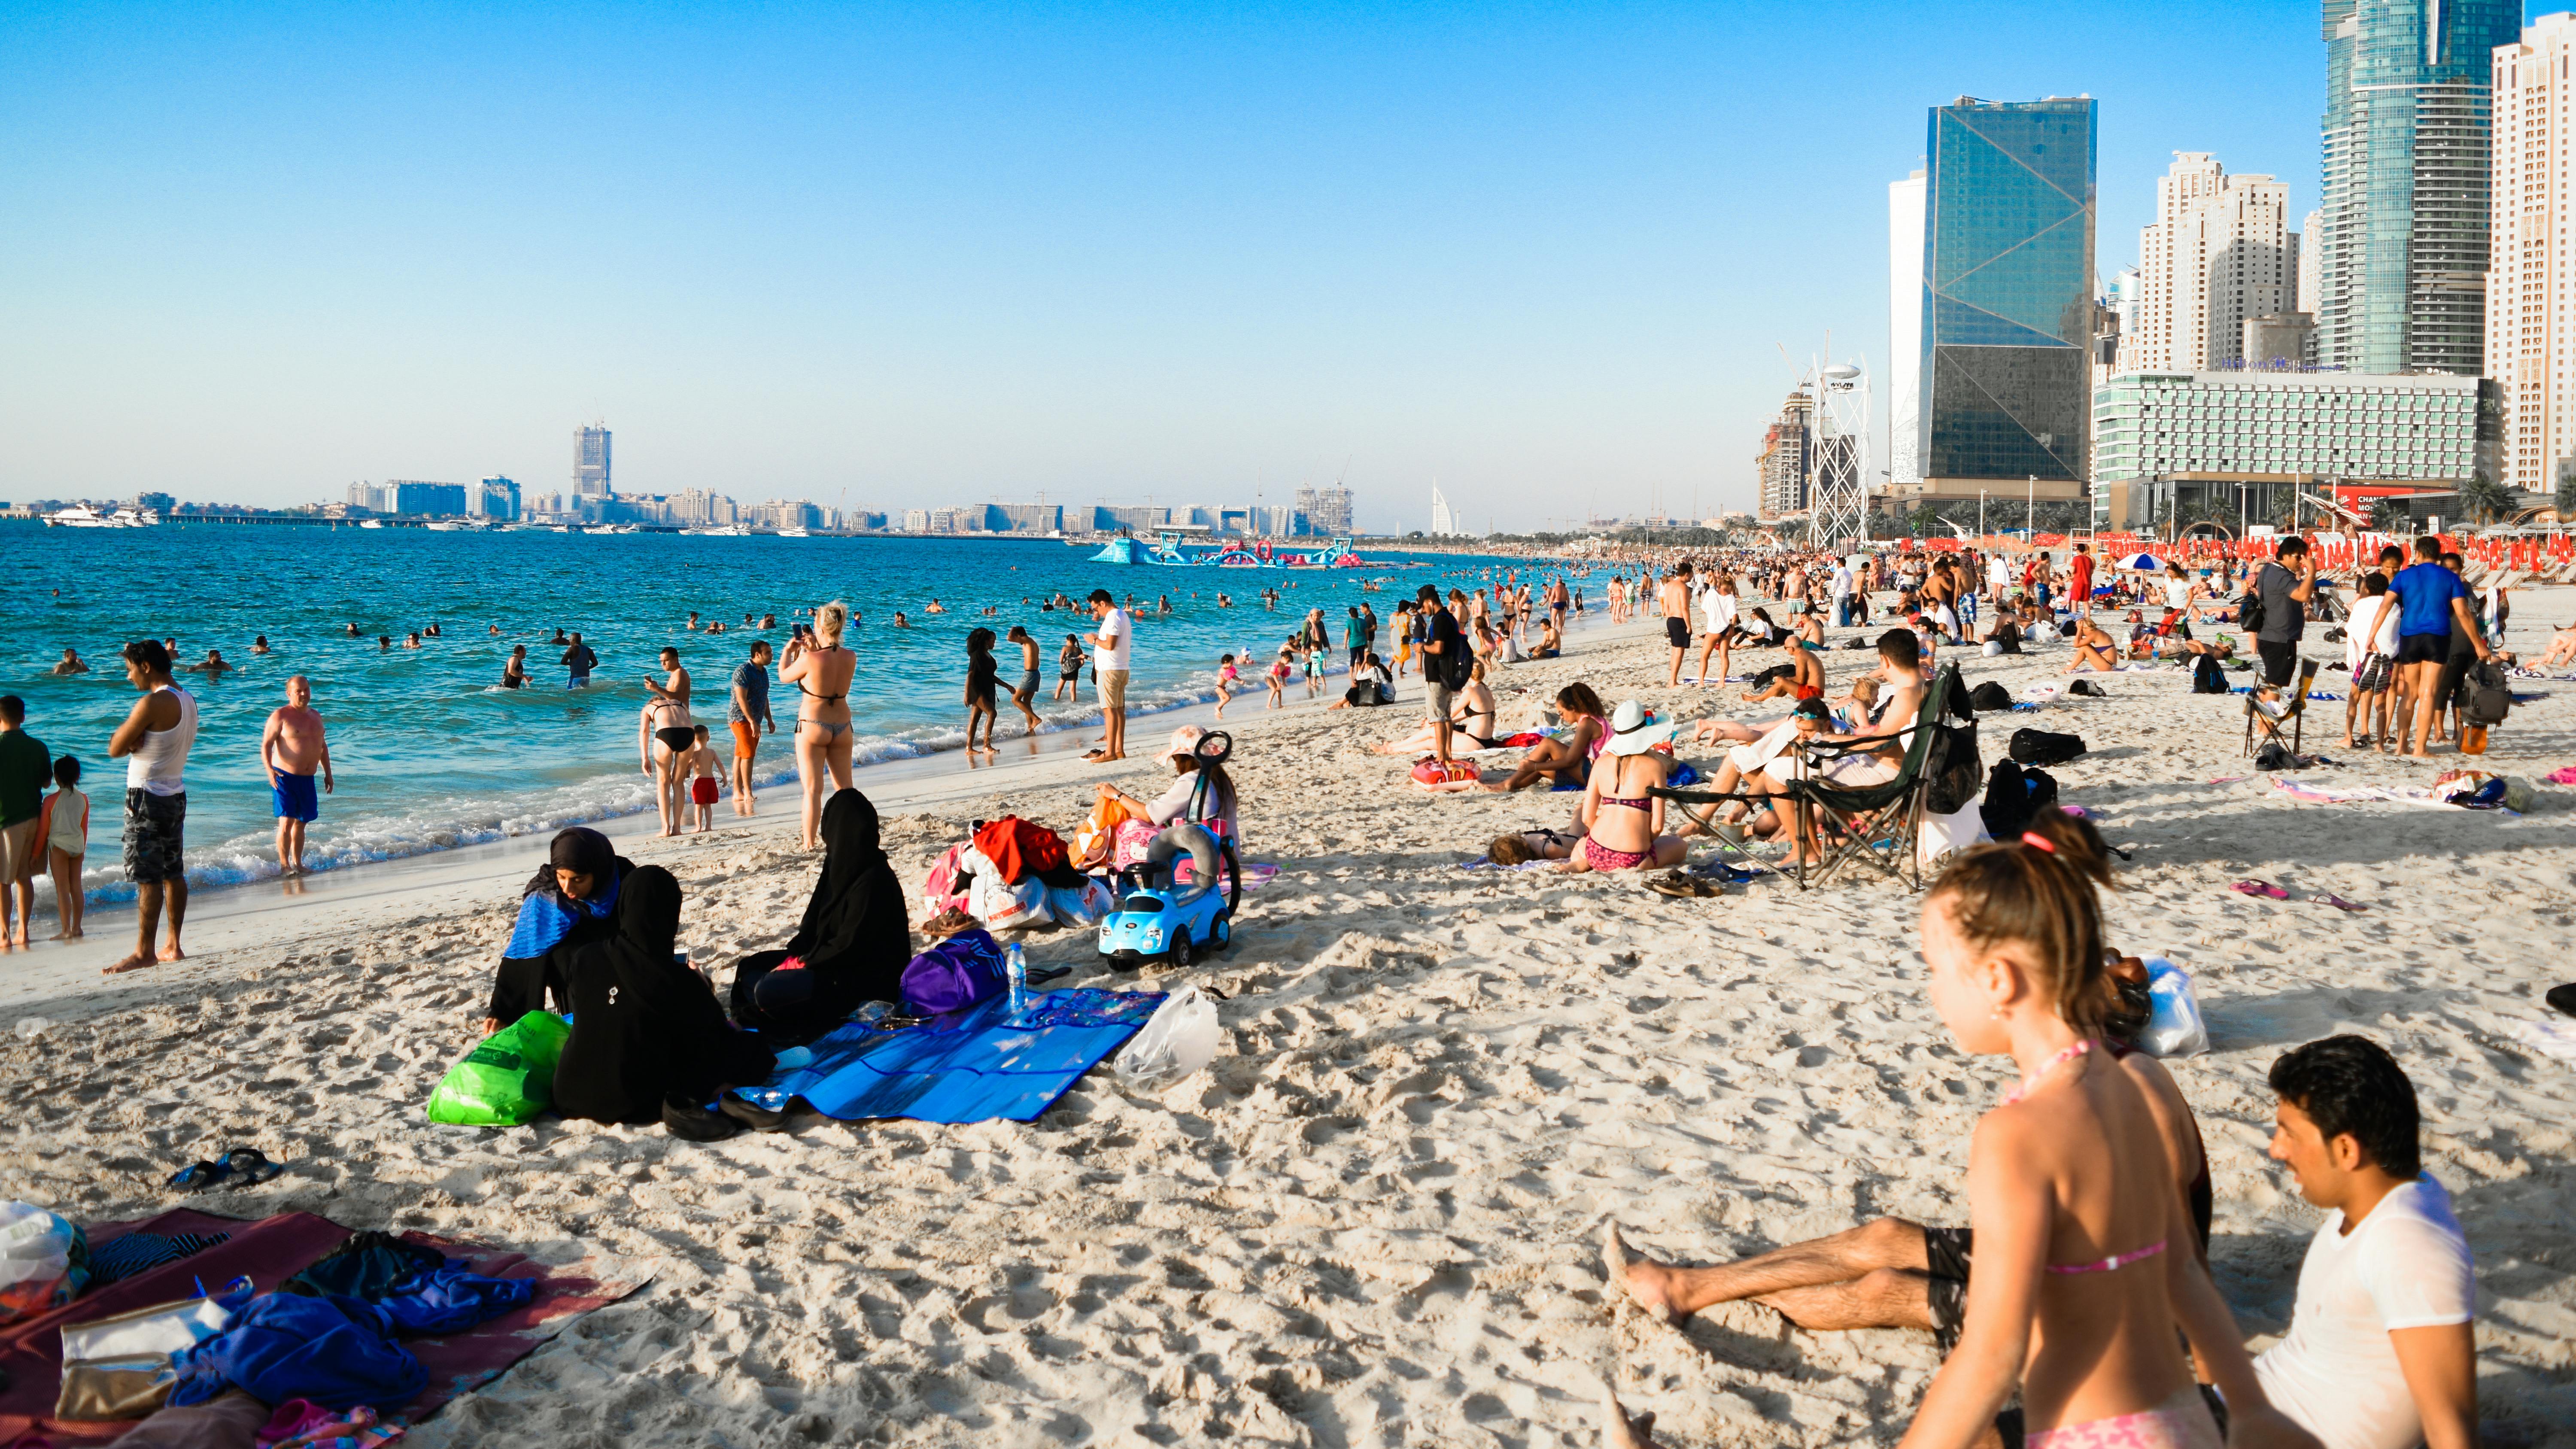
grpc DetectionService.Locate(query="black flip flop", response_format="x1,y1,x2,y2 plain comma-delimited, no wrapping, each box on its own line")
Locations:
215,1148,283,1185
168,1160,228,1191
2546,983,2576,1020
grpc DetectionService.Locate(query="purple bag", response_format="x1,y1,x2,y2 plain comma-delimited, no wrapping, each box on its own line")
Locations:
899,928,1008,1017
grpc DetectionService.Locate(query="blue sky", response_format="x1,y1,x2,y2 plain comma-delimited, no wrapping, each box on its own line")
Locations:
3,1,2344,531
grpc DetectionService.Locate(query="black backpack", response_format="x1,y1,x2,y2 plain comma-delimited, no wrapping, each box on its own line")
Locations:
1969,680,2013,712
1926,720,1982,815
2190,654,2229,694
2008,727,2085,766
2236,589,2266,635
2466,660,2513,727
1979,759,2060,839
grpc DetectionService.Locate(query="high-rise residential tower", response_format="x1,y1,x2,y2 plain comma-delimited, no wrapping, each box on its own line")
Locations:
1889,95,2096,513
1887,170,1927,492
2490,14,2576,495
574,423,612,496
2315,0,2520,375
2132,153,2297,372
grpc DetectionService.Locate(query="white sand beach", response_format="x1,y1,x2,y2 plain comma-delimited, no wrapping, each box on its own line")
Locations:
6,595,2574,1446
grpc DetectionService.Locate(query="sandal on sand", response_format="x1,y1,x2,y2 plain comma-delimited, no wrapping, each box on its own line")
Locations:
214,1148,283,1184
2320,893,2368,913
2230,880,2289,899
1647,871,1722,900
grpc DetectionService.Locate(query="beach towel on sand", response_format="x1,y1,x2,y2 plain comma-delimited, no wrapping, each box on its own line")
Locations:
0,1210,653,1446
731,988,1163,1125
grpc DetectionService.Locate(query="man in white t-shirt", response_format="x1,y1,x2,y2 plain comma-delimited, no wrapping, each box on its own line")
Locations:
1830,559,1856,626
2254,1035,2478,1449
1083,589,1131,763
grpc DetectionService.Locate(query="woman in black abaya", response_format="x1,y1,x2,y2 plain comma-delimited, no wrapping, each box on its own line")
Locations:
731,788,911,1043
550,866,777,1125
482,827,632,1036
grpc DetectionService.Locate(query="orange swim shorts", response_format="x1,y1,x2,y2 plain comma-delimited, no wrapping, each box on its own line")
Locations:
731,720,759,759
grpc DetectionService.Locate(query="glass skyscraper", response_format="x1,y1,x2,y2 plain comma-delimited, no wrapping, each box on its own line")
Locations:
1913,96,2096,491
2314,0,2518,375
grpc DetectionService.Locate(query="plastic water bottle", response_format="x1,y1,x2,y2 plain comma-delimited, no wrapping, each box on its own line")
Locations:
1005,942,1030,1017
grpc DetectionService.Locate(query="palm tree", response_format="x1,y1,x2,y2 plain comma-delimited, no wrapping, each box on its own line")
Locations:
2368,498,2412,535
2458,474,2514,524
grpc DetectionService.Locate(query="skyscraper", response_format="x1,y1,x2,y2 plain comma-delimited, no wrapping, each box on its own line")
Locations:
1293,486,1354,535
1887,170,1927,492
1897,96,2096,512
2132,154,2296,372
2315,0,2519,375
574,423,612,497
2490,13,2576,495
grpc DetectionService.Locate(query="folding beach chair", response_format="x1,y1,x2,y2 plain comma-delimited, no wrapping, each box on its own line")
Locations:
2243,657,2321,757
1769,663,1965,892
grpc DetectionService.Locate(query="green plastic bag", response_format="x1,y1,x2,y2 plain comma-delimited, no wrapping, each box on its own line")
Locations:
425,1011,572,1125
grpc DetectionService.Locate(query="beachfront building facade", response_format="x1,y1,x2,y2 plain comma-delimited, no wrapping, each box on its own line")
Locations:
472,476,521,521
2314,0,2518,375
1294,486,1354,535
1756,388,1813,521
2131,153,2299,373
2489,13,2576,497
1887,169,1927,491
574,423,612,497
2090,370,2485,532
1883,96,2097,516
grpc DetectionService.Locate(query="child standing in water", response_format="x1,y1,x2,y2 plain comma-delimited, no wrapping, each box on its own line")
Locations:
1054,635,1086,703
684,725,723,834
1214,654,1239,719
1603,809,2312,1449
963,628,999,752
39,756,86,939
1265,648,1291,709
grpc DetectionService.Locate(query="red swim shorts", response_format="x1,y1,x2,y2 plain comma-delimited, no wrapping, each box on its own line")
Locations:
691,777,721,806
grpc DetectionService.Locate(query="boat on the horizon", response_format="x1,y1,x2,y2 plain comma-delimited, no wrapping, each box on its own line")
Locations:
43,504,160,528
357,518,385,529
775,526,811,538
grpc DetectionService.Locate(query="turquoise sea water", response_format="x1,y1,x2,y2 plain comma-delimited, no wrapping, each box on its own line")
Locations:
1,524,1571,900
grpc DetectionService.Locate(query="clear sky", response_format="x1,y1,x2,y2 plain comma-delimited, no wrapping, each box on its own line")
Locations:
3,1,2347,532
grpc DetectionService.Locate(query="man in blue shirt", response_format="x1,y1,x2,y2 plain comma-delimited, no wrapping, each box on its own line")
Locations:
2387,537,2492,757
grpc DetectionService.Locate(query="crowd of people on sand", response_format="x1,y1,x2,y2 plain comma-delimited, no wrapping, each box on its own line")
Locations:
435,533,2516,1443
12,528,2542,1442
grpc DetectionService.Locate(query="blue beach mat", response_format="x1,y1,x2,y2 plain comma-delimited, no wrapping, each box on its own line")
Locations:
732,987,1165,1124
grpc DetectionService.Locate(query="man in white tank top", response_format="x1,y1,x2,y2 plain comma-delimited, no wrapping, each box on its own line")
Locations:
105,639,195,974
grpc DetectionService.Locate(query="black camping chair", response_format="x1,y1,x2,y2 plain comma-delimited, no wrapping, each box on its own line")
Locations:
1768,662,1962,892
2242,658,2320,758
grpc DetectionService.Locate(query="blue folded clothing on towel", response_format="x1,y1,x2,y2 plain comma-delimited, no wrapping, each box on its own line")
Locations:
170,1291,428,1412
733,987,1163,1125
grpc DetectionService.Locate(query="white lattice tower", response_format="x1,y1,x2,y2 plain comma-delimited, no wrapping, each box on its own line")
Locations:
1808,361,1870,555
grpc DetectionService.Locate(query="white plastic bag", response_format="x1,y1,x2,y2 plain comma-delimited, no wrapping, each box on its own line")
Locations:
2139,958,2210,1058
1112,985,1219,1091
0,1200,84,1324
1045,877,1115,928
1918,799,1988,870
963,846,1053,932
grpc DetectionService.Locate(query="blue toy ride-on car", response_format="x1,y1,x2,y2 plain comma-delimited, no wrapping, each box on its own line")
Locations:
1097,729,1241,969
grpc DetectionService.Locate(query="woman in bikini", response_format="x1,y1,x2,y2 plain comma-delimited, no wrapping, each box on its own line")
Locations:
637,686,696,838
780,601,857,851
1557,701,1685,875
1607,810,2308,1448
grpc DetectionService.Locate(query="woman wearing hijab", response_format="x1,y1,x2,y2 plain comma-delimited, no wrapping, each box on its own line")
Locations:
550,866,776,1124
481,827,631,1036
730,788,909,1043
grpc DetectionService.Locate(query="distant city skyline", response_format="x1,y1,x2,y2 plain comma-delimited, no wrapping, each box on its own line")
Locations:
3,3,2335,529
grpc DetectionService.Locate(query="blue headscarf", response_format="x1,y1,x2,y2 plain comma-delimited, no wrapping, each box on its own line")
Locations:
502,827,621,958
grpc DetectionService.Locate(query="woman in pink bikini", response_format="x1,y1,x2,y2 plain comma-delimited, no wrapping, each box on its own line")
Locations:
1555,700,1684,875
1602,807,2312,1449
